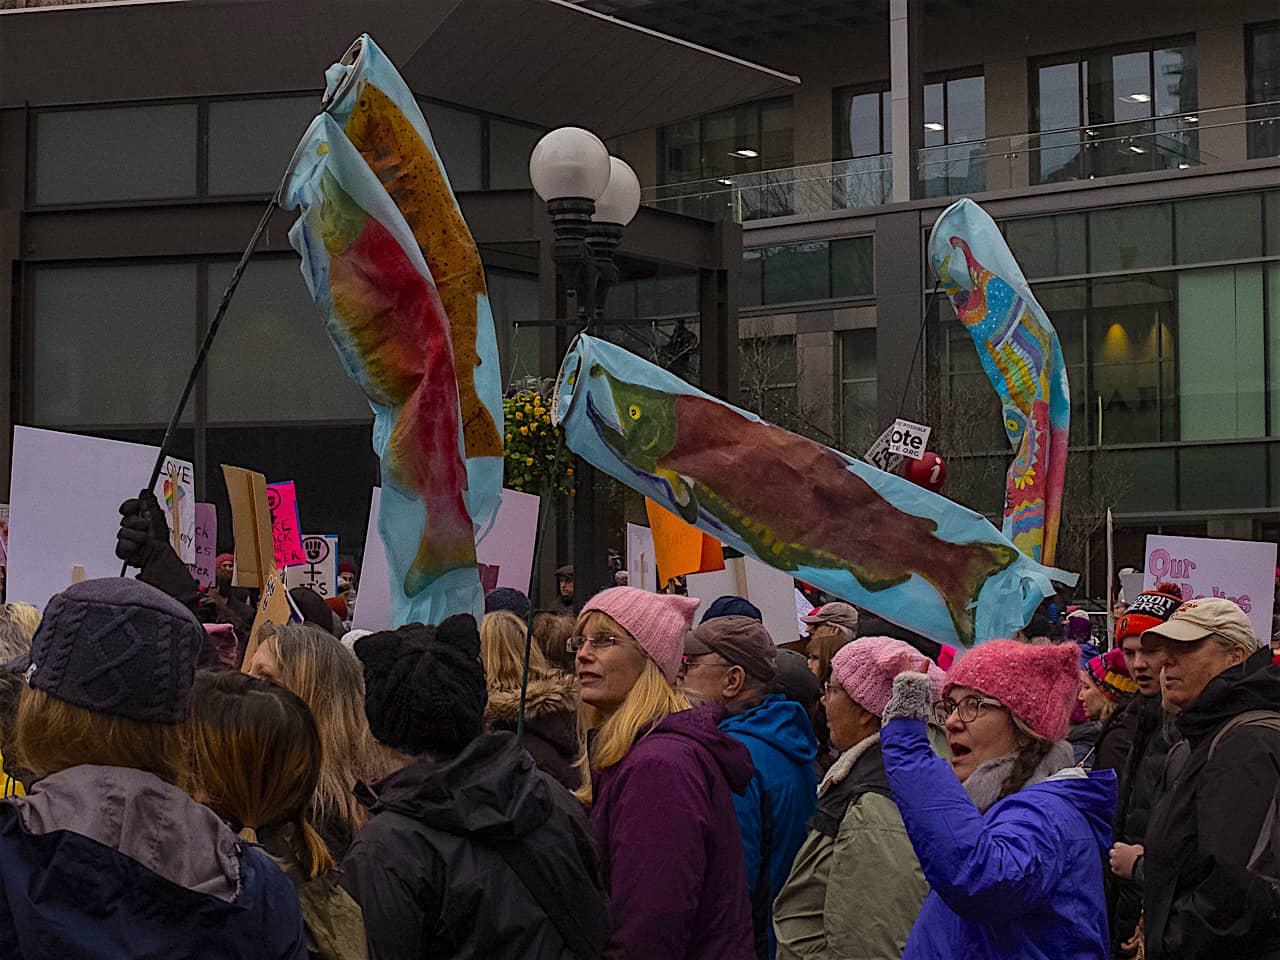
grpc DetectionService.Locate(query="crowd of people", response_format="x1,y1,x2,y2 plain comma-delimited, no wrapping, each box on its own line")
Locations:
0,491,1275,959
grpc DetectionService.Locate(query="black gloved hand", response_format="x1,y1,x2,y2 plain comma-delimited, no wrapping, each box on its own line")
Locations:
116,489,171,569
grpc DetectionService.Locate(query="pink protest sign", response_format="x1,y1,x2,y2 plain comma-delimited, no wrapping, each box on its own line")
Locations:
266,482,305,568
191,503,217,588
1143,534,1277,642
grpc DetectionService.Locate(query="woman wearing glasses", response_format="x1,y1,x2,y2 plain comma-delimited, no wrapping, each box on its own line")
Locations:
573,586,756,960
773,636,946,960
879,639,1118,960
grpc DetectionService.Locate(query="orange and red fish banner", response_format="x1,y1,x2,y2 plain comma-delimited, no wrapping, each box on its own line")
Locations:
555,334,1074,646
284,114,482,625
929,198,1070,566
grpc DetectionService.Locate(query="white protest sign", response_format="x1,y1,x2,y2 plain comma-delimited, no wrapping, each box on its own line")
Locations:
158,456,196,566
354,487,542,633
191,503,217,589
626,523,659,593
686,554,800,648
887,418,931,461
864,423,904,474
284,535,339,597
1143,534,1277,642
8,427,190,610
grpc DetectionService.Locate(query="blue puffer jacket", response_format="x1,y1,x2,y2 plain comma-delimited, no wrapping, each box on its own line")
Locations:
882,717,1116,960
720,695,818,958
0,764,306,959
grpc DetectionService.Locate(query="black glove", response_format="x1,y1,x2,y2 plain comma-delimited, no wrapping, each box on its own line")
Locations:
115,489,171,569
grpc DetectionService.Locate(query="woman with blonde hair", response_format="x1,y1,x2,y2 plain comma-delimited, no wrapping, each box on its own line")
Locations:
248,623,400,858
480,611,583,790
190,670,367,960
575,586,755,959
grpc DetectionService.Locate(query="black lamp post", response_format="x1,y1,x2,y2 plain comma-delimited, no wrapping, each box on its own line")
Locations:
529,128,641,605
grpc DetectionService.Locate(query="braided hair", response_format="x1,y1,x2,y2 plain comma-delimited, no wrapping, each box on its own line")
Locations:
997,735,1055,801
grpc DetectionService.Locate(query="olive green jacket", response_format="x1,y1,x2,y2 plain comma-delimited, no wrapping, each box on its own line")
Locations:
773,727,947,960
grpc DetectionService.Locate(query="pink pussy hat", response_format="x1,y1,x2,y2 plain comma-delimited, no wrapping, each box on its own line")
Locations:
580,587,700,682
943,639,1081,743
831,636,946,717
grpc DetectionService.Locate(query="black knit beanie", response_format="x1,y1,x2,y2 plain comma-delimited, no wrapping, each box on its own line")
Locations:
354,614,486,757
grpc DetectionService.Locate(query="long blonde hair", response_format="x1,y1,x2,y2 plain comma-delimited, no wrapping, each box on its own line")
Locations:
481,611,549,689
575,611,689,804
256,624,398,832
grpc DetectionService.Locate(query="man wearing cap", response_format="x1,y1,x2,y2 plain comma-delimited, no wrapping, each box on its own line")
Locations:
801,602,858,679
680,616,818,960
1138,597,1280,959
552,564,575,614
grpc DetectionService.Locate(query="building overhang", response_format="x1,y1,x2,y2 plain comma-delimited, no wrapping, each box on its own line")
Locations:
0,0,798,135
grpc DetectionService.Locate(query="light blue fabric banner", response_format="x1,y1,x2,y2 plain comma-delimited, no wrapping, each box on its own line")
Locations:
555,334,1074,646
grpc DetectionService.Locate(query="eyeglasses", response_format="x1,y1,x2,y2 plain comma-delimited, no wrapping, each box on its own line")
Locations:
932,695,1005,725
822,682,844,697
681,654,730,670
566,633,628,653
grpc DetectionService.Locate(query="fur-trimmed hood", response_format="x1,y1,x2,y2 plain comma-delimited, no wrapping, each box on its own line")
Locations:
484,670,581,764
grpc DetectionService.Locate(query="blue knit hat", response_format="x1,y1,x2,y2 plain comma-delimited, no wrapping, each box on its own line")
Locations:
17,578,204,725
484,587,532,623
701,595,763,624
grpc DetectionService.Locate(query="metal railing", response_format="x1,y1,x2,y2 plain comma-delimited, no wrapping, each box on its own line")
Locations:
642,100,1280,223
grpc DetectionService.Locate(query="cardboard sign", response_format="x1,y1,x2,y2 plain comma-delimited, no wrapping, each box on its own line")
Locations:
191,503,217,589
7,427,190,610
354,487,541,632
1143,534,1277,642
221,464,274,590
266,481,305,568
686,554,801,649
158,456,196,566
887,418,931,461
241,566,294,671
626,523,659,593
864,423,905,474
284,534,339,597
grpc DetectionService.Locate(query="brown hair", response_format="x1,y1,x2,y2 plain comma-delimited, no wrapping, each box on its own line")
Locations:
254,624,398,834
531,612,576,673
997,733,1055,801
189,670,332,878
14,686,189,784
807,624,856,684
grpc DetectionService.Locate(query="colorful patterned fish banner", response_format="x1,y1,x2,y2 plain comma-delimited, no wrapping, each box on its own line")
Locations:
929,198,1070,566
555,334,1073,647
283,35,502,624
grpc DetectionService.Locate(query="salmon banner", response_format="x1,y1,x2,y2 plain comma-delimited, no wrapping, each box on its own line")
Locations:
554,334,1075,646
283,35,503,625
929,198,1070,567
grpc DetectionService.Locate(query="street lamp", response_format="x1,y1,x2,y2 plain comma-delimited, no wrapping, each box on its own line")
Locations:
529,127,640,604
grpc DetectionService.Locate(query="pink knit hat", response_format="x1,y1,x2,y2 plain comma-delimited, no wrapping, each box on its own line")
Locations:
832,637,946,717
943,640,1081,743
580,587,700,682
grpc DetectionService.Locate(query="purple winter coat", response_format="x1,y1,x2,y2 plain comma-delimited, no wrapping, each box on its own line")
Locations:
590,704,755,960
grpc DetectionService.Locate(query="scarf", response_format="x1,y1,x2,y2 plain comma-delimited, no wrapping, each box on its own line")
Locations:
962,740,1075,813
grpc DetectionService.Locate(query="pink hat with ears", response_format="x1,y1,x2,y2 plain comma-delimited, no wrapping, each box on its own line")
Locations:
831,636,946,717
944,640,1082,743
580,587,701,682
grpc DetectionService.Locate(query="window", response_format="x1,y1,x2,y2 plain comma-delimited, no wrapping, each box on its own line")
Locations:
35,105,198,204
1087,203,1172,272
834,85,892,160
920,72,986,197
31,264,197,426
1248,23,1280,159
1175,195,1263,264
208,97,317,196
1003,213,1087,279
658,98,794,185
1089,273,1177,444
488,120,542,190
839,329,877,450
1032,39,1197,184
419,102,483,192
742,237,874,307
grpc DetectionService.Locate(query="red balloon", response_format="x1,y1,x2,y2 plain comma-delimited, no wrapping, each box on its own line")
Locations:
905,452,946,491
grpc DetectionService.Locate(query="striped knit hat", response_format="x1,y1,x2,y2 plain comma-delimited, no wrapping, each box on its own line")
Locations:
1116,583,1184,642
1085,647,1138,702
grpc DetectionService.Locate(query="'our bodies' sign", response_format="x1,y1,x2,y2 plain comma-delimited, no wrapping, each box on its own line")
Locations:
1143,534,1277,642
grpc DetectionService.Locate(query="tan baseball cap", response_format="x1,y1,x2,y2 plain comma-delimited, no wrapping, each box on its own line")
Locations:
1140,597,1257,652
800,601,859,631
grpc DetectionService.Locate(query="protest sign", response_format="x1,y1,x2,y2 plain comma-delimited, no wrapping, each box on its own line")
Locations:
0,505,9,569
241,566,294,671
887,418,932,461
7,427,191,610
284,535,339,597
644,498,723,586
221,464,274,590
864,423,905,475
159,456,196,566
626,523,659,593
1143,534,1277,642
687,555,801,649
266,481,305,568
355,487,542,632
191,503,217,589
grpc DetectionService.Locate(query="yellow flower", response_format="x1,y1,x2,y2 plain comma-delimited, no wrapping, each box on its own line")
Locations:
519,426,528,436
524,404,533,415
505,433,512,442
514,411,523,421
525,457,534,466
